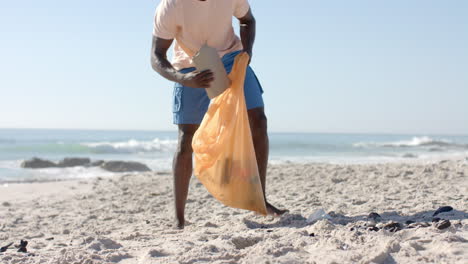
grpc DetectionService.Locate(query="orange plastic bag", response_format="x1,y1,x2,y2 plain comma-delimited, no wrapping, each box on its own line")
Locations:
192,52,267,215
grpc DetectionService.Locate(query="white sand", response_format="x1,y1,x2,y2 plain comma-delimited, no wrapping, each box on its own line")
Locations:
1,159,467,264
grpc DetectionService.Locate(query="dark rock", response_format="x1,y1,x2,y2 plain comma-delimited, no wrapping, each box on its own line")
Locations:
436,220,451,230
405,220,415,225
368,212,381,221
383,222,402,232
89,160,105,167
428,148,443,152
45,237,54,241
56,157,91,167
21,157,57,168
308,232,315,237
368,226,379,232
100,161,151,172
432,217,441,223
156,171,171,175
433,206,453,216
16,240,28,253
403,153,417,158
1,242,13,252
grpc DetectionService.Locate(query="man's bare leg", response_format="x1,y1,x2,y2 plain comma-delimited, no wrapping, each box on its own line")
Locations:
173,124,199,228
248,107,288,216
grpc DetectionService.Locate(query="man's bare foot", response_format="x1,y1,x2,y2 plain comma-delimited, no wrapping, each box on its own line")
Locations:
175,219,192,229
176,218,185,229
266,202,288,216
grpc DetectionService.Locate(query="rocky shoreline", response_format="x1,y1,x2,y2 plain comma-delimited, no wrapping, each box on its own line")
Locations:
20,157,151,173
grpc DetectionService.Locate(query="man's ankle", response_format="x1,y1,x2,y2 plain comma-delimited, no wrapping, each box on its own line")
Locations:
176,219,185,229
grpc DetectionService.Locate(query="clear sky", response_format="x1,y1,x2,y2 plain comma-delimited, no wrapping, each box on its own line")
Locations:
1,0,467,134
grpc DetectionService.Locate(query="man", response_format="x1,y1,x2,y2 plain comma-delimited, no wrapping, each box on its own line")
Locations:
151,0,287,229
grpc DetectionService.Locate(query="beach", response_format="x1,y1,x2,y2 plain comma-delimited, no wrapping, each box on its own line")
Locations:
3,0,467,263
1,158,467,264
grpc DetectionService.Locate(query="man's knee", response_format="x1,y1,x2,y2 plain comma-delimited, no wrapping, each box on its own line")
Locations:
177,134,193,156
176,124,198,156
248,108,268,137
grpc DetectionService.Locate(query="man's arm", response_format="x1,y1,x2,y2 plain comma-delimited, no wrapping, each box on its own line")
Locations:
238,8,256,62
150,36,214,88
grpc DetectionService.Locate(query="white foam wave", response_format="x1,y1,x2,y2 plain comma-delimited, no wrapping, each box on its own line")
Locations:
1,166,118,183
353,136,465,149
270,151,468,165
382,136,451,147
82,138,177,154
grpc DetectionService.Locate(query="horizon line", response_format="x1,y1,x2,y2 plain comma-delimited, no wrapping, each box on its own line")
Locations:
0,127,467,136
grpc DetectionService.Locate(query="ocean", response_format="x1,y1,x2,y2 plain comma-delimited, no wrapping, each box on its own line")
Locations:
1,128,467,183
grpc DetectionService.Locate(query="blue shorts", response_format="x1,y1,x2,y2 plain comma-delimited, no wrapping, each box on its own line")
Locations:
172,50,264,124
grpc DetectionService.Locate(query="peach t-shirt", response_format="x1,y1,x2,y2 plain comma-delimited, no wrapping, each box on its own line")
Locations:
153,0,250,70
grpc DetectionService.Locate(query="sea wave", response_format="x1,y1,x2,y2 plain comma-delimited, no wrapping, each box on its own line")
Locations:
0,139,16,144
82,138,178,154
0,165,117,183
353,136,468,149
0,143,91,154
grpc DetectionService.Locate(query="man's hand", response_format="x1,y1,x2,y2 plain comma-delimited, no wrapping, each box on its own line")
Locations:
179,70,214,88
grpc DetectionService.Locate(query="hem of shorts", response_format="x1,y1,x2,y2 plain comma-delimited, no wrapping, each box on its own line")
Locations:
173,101,265,124
173,117,203,125
246,102,265,110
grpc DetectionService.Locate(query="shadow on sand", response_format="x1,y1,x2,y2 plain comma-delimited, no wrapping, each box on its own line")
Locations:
244,208,468,230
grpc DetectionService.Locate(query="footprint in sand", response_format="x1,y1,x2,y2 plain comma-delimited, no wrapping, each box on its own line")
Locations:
87,238,122,251
148,249,169,257
138,248,170,263
106,252,132,263
231,236,262,250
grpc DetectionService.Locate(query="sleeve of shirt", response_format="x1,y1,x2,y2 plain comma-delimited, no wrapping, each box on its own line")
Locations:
153,0,177,39
233,0,250,18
